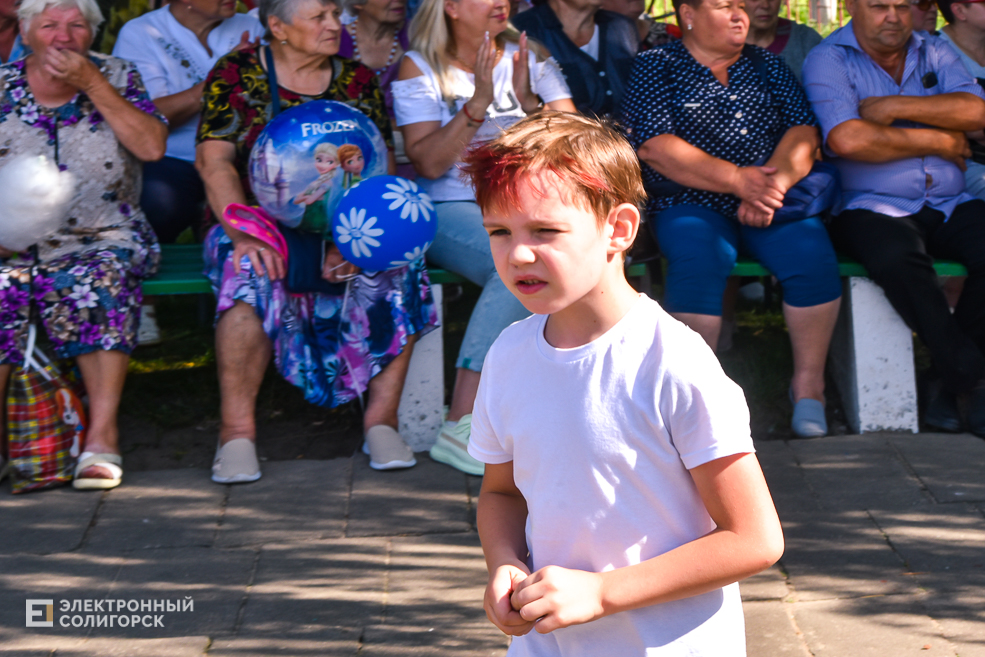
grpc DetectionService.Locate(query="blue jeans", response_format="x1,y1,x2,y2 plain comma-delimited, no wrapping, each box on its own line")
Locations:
655,205,842,316
426,201,531,372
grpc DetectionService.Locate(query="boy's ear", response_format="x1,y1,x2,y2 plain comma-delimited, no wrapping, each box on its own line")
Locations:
606,203,640,256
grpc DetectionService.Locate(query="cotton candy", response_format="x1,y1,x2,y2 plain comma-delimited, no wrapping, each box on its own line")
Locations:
0,154,75,252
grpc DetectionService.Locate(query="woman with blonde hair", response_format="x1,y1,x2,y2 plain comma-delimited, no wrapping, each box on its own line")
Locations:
392,0,574,475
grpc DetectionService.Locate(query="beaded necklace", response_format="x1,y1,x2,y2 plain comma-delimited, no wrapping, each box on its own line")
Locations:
348,17,400,76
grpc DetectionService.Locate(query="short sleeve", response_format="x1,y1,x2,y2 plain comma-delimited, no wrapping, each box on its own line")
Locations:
618,50,676,150
117,60,168,124
803,44,861,143
658,327,754,470
529,55,572,104
766,53,818,129
392,52,443,126
933,37,985,99
112,23,172,100
197,53,246,144
467,344,514,465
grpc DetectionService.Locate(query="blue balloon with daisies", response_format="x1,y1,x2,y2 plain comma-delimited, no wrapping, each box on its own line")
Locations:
331,176,437,271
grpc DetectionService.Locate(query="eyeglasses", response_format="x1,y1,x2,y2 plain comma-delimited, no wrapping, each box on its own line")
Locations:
910,0,936,10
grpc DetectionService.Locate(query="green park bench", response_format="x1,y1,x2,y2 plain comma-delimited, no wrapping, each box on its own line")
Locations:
146,245,965,297
141,244,650,450
722,255,965,436
143,244,967,440
142,244,651,295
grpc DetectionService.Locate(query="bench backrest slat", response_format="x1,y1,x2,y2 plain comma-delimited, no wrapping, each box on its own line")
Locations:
144,244,967,296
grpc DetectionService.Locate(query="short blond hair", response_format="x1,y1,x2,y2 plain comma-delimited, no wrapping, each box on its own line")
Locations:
461,112,646,228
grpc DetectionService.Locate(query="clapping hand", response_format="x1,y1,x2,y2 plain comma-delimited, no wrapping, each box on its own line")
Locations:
232,30,261,53
465,31,496,122
512,32,538,114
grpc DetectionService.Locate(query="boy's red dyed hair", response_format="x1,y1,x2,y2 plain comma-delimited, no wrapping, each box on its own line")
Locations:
461,112,646,228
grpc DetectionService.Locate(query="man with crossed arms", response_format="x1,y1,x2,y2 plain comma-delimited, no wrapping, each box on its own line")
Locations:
804,0,985,436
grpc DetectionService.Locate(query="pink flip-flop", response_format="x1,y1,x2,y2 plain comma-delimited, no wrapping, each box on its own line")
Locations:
222,204,289,262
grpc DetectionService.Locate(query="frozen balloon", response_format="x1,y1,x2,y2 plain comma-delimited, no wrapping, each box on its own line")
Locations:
249,100,388,236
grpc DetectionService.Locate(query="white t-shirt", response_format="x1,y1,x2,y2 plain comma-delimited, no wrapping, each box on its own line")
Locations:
391,44,571,202
113,7,264,162
469,296,755,657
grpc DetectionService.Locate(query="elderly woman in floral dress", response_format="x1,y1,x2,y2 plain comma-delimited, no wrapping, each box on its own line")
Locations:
195,0,438,483
0,0,168,489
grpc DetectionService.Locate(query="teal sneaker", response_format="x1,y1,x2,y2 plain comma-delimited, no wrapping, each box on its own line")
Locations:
429,414,485,476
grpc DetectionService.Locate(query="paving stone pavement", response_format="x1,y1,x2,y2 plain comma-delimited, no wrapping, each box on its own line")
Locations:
1,433,983,656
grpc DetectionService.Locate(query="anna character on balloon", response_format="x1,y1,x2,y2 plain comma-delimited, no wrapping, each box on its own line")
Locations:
338,144,365,190
294,142,341,235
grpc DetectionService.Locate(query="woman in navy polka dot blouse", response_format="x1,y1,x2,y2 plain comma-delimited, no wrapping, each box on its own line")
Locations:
619,0,842,438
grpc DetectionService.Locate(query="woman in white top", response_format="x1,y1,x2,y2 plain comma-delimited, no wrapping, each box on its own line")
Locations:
392,0,574,474
113,0,264,243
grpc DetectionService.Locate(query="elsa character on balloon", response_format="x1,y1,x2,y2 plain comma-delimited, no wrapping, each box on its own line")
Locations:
338,144,364,190
294,141,340,234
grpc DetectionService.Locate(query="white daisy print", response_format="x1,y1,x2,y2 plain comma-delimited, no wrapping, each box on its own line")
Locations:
388,242,431,268
336,207,383,259
381,178,434,223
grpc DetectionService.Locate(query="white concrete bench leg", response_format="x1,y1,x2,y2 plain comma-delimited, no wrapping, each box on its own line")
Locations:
828,277,919,433
398,283,445,452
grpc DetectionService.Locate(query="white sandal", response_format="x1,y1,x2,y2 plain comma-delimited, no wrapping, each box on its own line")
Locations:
72,452,123,490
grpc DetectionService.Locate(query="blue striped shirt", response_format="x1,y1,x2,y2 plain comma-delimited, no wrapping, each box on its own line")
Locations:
803,23,985,217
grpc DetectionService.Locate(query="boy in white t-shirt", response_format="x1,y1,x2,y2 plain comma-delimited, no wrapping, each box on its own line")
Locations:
460,112,784,657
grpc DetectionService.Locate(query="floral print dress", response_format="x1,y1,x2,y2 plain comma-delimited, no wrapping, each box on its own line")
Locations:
198,47,438,408
0,53,165,363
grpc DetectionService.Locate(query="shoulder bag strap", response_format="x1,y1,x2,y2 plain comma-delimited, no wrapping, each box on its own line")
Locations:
264,46,282,117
